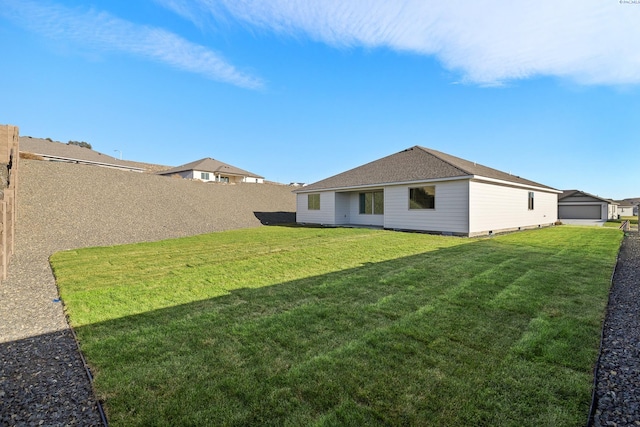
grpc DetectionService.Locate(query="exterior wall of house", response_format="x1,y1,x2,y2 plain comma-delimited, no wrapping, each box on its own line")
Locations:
334,192,352,225
296,191,336,224
383,180,469,234
190,170,262,183
241,176,264,183
618,206,634,216
468,180,557,236
336,188,386,227
296,179,557,236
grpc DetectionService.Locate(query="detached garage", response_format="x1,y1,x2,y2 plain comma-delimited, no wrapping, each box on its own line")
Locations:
558,190,618,221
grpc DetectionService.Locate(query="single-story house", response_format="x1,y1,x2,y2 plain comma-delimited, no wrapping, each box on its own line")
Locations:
618,198,639,216
157,158,264,183
558,190,618,220
19,137,144,172
294,146,560,237
615,200,635,217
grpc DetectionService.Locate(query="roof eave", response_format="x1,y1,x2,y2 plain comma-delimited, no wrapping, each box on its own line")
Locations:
470,176,562,193
293,175,474,193
294,174,560,194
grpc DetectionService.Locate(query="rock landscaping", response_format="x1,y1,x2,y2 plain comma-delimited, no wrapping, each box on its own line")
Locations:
591,230,640,427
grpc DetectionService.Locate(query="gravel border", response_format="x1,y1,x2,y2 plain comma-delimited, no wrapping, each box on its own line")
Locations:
590,230,640,427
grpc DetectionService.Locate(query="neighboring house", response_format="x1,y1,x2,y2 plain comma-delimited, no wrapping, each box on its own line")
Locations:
558,190,618,220
294,146,560,237
621,198,640,216
158,158,264,183
19,137,144,172
615,200,635,217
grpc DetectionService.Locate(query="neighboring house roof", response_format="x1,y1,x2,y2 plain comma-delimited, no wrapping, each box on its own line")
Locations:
19,137,144,172
614,200,635,207
157,157,263,179
559,190,618,204
621,198,640,206
295,146,558,192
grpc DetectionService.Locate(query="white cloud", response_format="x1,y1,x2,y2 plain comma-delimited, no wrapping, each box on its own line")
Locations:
0,0,263,89
157,0,640,86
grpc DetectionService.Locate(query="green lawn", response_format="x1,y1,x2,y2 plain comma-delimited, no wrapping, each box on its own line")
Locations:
605,217,638,227
51,226,622,426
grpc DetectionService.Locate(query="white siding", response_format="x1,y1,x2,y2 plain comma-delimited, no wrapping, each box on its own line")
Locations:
335,192,351,225
193,170,211,181
296,192,336,224
344,190,385,227
618,206,634,216
469,180,557,235
190,170,262,183
241,177,264,183
383,180,469,234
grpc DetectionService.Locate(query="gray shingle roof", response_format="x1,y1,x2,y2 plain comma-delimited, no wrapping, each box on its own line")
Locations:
296,146,557,192
158,158,263,179
559,190,617,204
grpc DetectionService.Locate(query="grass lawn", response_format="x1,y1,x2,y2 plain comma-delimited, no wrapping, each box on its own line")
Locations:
51,226,622,426
606,217,638,227
604,222,622,228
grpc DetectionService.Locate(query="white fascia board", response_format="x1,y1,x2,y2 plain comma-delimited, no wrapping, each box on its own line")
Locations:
470,176,562,193
293,176,473,194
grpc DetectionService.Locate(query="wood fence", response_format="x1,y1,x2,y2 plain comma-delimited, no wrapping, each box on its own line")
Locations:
0,124,18,282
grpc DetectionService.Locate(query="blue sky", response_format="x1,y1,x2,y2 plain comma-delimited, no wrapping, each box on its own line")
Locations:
1,0,639,199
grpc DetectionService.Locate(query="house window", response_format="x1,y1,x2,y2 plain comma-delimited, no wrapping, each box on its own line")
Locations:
201,172,210,180
528,192,534,210
359,191,384,215
218,176,229,183
308,193,320,210
409,186,435,209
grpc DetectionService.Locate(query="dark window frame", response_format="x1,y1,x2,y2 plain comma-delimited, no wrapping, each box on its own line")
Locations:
359,190,384,215
409,186,436,210
308,193,321,210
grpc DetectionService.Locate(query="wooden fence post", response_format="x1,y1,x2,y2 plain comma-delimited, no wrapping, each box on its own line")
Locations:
0,124,18,283
1,199,6,281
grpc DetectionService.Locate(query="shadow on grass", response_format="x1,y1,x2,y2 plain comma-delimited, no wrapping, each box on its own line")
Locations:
253,211,296,225
67,230,619,426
